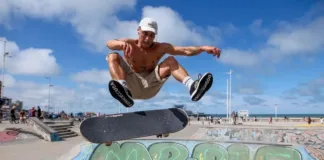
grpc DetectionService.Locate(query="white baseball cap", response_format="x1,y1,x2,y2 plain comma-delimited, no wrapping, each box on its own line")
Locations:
139,17,158,35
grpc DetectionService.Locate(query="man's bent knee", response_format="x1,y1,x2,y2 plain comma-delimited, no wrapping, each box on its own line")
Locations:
164,56,178,66
106,52,120,62
158,56,178,78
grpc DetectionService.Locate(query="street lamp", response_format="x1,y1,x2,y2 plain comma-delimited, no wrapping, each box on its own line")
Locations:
226,79,229,120
226,69,233,122
44,76,52,112
1,39,7,98
1,52,12,98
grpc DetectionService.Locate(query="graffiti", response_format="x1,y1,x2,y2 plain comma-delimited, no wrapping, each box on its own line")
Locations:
192,143,229,160
205,128,324,149
0,130,17,142
68,140,313,160
0,128,42,143
255,146,301,160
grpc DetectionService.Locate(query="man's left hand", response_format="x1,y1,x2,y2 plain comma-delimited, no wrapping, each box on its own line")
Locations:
203,46,221,58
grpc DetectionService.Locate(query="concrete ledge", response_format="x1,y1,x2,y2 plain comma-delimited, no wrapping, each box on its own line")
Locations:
28,117,62,142
202,124,324,130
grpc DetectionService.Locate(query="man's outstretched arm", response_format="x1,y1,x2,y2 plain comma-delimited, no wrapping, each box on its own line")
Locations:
160,43,221,58
106,38,133,50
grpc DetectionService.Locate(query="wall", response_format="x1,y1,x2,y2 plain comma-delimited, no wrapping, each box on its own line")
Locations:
195,128,324,160
203,128,324,145
65,140,319,160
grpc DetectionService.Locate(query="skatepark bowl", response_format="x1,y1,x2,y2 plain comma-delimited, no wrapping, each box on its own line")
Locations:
60,127,324,160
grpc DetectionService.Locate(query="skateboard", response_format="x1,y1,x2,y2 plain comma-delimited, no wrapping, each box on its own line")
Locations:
80,108,189,143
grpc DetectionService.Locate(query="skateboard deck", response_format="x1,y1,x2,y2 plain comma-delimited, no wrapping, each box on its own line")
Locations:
80,108,189,143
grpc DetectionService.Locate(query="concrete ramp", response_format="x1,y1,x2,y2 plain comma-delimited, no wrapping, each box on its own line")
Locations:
59,139,318,160
28,117,61,142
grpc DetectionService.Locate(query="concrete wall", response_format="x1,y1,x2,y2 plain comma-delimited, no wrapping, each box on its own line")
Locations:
190,116,323,123
59,140,320,160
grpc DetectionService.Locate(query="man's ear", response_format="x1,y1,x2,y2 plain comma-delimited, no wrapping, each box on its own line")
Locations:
137,27,140,35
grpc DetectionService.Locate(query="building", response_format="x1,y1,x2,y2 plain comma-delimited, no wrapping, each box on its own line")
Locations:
238,110,249,117
173,104,203,117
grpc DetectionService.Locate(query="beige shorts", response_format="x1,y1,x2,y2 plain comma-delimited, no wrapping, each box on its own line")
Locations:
108,52,170,99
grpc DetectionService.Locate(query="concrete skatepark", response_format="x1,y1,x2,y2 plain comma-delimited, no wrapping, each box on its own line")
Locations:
60,139,311,160
59,126,323,160
1,118,324,160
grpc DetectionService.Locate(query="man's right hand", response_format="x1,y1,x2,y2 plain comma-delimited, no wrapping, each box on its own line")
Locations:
106,39,133,57
121,41,133,57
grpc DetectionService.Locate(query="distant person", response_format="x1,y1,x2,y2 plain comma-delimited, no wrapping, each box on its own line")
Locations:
10,106,17,122
269,117,272,124
307,117,311,125
20,110,27,123
0,109,3,123
31,107,36,117
37,106,41,119
320,117,323,124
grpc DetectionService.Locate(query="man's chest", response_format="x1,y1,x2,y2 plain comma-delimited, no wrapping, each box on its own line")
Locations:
125,50,163,72
129,49,162,64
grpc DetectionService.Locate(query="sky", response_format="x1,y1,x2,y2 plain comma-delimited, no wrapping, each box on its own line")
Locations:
0,0,323,115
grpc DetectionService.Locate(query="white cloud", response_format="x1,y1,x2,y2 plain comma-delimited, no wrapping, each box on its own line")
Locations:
2,74,16,88
1,1,223,52
0,0,138,51
267,17,324,54
0,37,60,76
249,19,269,36
220,48,260,67
3,73,323,114
70,69,111,85
141,6,221,46
219,8,324,68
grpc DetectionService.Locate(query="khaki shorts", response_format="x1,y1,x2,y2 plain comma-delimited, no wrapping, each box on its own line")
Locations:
108,52,170,99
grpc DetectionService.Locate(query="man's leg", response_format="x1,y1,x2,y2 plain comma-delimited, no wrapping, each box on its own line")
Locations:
158,56,213,101
106,53,134,107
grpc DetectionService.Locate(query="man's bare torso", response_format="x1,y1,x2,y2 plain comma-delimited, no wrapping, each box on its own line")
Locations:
123,39,165,73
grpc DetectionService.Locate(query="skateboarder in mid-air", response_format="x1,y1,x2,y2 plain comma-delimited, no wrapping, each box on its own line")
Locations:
106,17,221,107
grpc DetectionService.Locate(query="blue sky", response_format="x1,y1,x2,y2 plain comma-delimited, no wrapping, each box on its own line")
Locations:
0,0,323,115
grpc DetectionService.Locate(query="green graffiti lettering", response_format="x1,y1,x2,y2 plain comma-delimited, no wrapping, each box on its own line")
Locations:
254,146,302,160
227,144,249,160
192,143,229,160
90,142,151,160
148,142,189,160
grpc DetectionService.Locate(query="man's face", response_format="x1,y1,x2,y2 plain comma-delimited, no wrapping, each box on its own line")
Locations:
138,29,156,48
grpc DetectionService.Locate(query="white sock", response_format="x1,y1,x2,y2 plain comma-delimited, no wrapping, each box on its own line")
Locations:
182,76,194,90
117,80,127,88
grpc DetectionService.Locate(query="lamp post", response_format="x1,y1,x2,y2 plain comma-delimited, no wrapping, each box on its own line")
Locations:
226,79,229,120
0,39,8,98
44,77,52,112
226,69,233,123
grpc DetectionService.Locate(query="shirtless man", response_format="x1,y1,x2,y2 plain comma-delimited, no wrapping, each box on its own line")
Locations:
106,17,221,107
